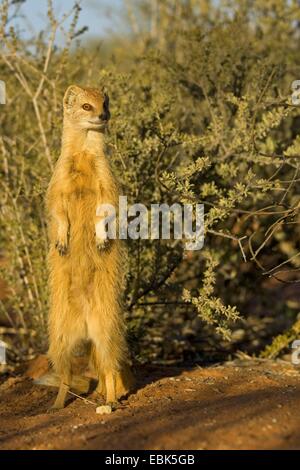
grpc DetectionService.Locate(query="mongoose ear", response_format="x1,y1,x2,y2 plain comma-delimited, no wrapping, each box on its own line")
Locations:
63,85,82,110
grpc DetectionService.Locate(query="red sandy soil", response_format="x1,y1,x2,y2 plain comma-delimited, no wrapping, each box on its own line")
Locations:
1,359,300,450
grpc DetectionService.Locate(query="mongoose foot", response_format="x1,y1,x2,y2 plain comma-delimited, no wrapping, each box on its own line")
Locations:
95,380,106,398
106,401,118,411
47,404,63,413
55,241,68,256
47,399,66,413
49,399,66,411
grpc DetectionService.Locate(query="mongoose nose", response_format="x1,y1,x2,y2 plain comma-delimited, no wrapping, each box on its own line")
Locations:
99,110,110,121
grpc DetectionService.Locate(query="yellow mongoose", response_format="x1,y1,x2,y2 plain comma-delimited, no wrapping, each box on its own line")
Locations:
46,85,133,409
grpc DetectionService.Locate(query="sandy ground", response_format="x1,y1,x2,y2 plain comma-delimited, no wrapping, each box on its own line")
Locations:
0,359,300,450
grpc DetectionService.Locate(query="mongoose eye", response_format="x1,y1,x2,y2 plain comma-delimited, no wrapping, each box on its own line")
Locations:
82,103,92,111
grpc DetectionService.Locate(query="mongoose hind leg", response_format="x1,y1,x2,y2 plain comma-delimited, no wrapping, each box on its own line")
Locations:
95,373,106,398
115,364,135,400
48,369,72,411
48,291,86,410
103,366,135,406
91,351,117,405
52,380,70,410
104,370,117,406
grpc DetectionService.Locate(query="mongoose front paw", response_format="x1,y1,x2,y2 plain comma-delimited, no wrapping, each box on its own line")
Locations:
96,238,109,251
55,241,68,256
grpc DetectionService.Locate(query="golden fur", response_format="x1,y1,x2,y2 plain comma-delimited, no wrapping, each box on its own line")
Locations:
46,85,133,409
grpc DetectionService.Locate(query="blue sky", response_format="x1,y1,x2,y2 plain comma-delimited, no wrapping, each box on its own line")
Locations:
11,0,126,41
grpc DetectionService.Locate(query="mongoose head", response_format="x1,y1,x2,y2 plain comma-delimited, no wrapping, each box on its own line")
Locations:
63,85,110,132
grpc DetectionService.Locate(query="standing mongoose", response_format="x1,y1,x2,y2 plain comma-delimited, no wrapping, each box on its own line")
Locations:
46,85,133,409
